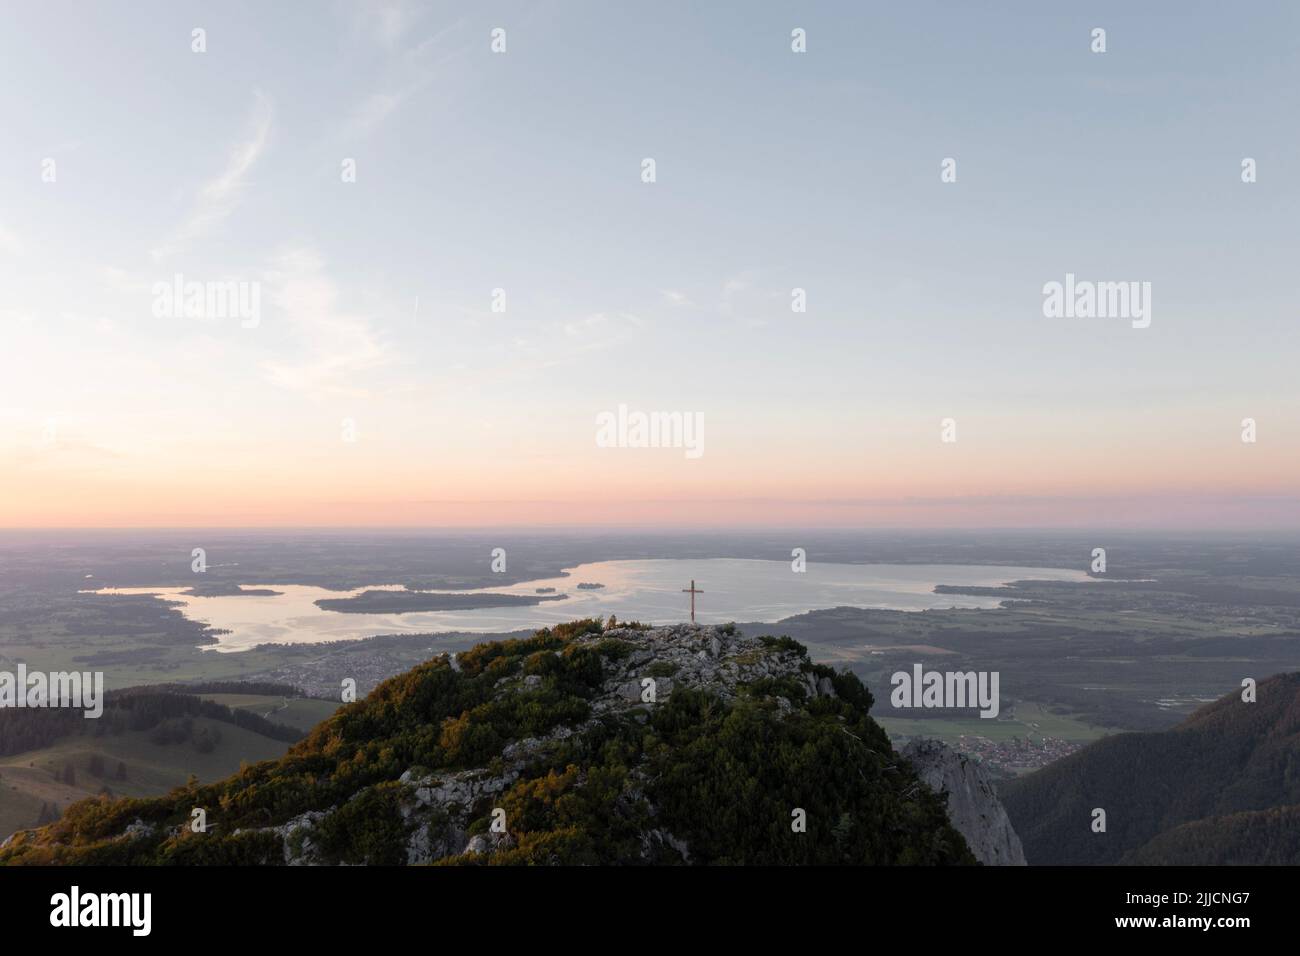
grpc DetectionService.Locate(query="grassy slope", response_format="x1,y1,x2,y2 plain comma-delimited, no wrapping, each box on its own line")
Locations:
198,694,340,732
0,717,294,840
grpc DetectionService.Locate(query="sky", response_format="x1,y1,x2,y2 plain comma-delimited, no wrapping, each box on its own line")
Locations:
0,0,1297,530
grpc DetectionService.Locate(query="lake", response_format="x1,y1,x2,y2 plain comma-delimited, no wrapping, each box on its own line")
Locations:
89,558,1090,652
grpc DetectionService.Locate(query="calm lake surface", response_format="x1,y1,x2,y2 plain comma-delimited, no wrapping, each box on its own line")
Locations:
90,559,1089,652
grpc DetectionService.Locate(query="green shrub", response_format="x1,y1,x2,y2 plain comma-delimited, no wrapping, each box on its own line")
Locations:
315,782,411,865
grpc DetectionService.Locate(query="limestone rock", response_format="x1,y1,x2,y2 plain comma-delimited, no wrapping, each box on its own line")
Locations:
902,738,1026,866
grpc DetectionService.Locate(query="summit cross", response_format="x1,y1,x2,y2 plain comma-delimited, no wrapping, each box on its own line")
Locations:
681,579,703,624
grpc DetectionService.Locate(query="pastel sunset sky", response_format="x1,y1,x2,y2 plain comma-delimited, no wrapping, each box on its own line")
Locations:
1,1,1297,529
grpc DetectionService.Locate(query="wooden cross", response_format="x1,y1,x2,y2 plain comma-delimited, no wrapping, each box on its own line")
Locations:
682,579,703,624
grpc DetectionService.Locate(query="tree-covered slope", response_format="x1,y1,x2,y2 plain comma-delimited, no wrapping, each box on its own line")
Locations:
0,620,974,866
1000,672,1300,865
1124,804,1300,864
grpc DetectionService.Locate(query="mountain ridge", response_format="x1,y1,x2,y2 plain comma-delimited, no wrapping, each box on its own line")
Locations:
1,619,981,866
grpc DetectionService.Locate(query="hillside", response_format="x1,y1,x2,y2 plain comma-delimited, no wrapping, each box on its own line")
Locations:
999,672,1300,864
0,685,322,841
1124,805,1300,864
0,620,976,866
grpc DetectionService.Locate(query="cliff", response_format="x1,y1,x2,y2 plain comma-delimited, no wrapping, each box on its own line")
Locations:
902,738,1025,865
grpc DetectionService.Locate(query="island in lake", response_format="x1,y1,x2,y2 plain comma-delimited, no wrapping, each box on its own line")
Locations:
181,585,284,597
575,582,605,590
315,590,569,614
535,587,557,594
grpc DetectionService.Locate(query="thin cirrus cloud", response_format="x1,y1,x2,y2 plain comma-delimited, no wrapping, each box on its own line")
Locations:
659,290,695,308
340,18,472,140
342,91,404,139
346,0,423,50
150,91,273,262
562,311,644,340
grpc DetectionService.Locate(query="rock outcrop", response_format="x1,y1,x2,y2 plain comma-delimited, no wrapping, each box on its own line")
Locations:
377,623,842,866
902,738,1026,866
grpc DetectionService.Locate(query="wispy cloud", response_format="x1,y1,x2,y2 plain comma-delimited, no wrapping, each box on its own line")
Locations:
562,311,644,339
260,248,391,398
719,271,759,316
343,91,403,138
346,0,422,49
151,91,273,261
339,18,470,140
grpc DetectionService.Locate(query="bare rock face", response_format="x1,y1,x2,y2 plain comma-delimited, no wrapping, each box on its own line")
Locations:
902,738,1026,866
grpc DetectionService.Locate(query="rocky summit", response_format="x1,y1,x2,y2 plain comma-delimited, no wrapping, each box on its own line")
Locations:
1,619,997,866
